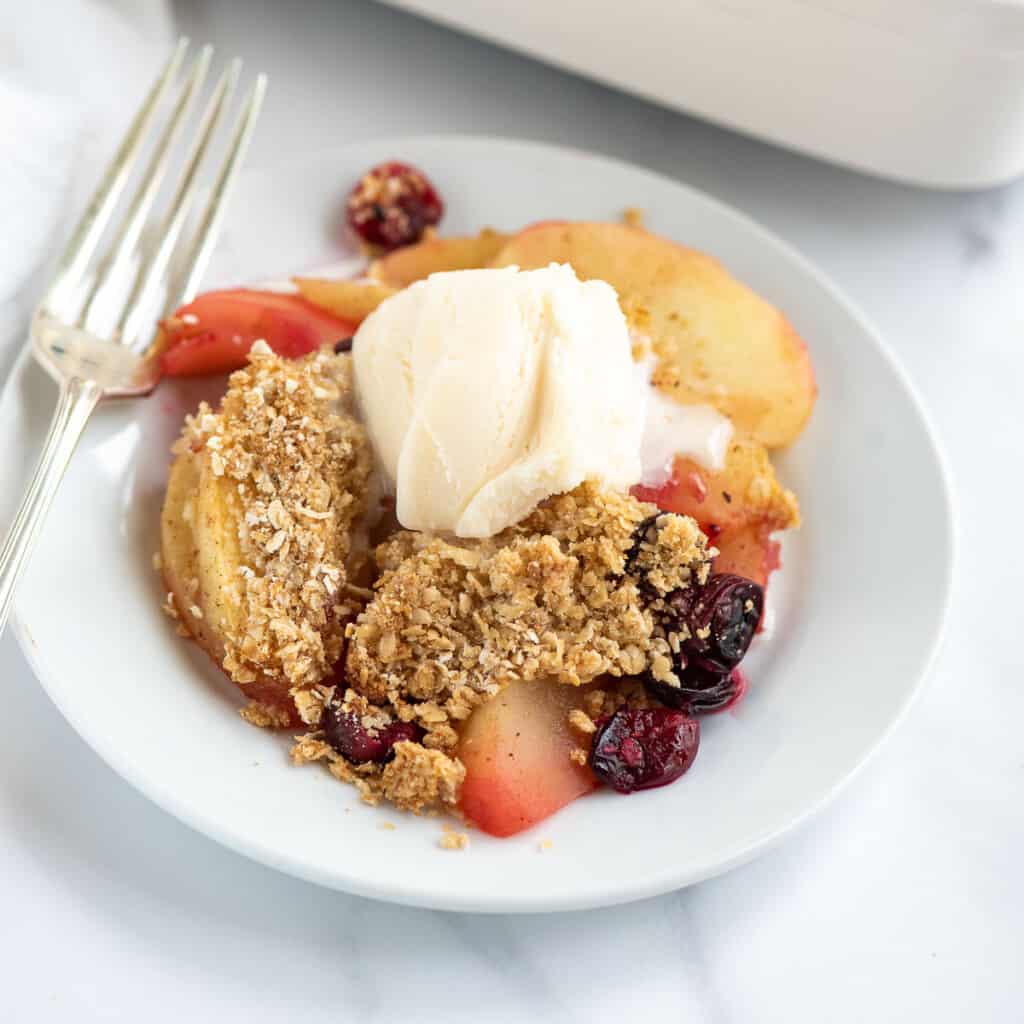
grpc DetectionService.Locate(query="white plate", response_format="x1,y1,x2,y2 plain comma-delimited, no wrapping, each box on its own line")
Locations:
0,137,954,913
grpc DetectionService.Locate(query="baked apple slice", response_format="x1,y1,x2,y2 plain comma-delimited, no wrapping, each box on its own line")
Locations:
292,277,396,327
161,450,211,651
162,446,303,726
458,679,595,837
711,523,782,589
368,229,509,288
633,438,798,588
161,347,371,727
491,221,816,448
159,290,356,377
295,231,512,326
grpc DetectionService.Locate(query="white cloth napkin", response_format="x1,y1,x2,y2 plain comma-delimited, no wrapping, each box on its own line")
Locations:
0,0,172,380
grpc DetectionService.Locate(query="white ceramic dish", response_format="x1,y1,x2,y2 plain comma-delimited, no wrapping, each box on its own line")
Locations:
0,136,954,913
388,0,1024,189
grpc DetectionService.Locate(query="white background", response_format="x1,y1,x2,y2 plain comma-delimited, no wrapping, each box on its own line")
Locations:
1,0,1022,1020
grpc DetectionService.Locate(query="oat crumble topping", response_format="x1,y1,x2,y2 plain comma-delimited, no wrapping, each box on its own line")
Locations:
289,481,709,813
343,482,710,756
568,708,598,735
290,732,465,813
171,345,371,696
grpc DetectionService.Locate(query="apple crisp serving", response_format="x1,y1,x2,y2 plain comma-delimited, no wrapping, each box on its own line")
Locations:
158,179,813,836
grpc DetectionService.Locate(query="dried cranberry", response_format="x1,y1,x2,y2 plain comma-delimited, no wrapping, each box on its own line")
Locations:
345,161,443,251
646,667,745,715
668,572,763,672
321,703,423,764
333,336,353,354
590,708,700,793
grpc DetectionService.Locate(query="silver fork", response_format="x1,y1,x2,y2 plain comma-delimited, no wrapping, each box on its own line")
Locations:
0,39,266,635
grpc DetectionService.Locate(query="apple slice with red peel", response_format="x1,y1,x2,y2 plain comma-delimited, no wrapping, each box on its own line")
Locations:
158,290,356,377
712,523,782,589
458,679,595,837
633,439,797,589
161,445,303,727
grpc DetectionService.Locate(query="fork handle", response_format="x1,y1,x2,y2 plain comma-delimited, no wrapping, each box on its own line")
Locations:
0,377,102,636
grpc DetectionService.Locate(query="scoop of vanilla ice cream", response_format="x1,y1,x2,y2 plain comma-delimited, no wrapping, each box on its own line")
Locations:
352,263,644,537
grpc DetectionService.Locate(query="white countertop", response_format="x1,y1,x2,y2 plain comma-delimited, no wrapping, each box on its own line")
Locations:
2,0,1022,1020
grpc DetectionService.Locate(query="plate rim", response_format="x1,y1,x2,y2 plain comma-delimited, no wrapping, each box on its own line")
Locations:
5,133,957,912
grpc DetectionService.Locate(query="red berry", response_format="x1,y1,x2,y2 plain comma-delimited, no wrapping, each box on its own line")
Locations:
590,708,700,793
643,573,762,714
345,161,443,251
321,703,423,764
677,573,763,669
646,666,746,715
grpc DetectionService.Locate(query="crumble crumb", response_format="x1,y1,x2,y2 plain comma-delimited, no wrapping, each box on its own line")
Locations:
382,742,465,810
439,827,470,851
379,822,397,831
290,733,465,813
240,701,292,728
569,747,588,766
583,680,657,719
291,684,337,727
622,207,644,228
538,838,554,852
568,708,597,735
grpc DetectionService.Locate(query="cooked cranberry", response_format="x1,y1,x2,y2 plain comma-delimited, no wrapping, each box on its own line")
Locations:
726,668,749,710
346,161,443,250
646,667,745,715
642,573,761,713
590,708,700,793
668,572,763,672
321,703,423,764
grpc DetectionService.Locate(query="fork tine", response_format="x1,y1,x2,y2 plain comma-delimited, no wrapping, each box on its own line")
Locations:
44,38,189,316
79,45,213,331
116,60,242,344
165,72,268,313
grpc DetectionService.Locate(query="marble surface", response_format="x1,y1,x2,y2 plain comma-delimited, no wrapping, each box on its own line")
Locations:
2,0,1022,1020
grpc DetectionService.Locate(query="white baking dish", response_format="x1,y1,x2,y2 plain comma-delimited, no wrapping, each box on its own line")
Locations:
384,0,1024,190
